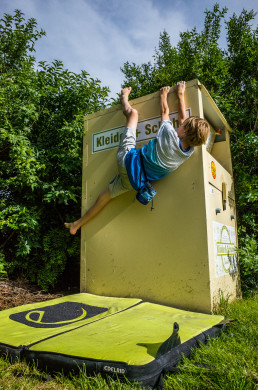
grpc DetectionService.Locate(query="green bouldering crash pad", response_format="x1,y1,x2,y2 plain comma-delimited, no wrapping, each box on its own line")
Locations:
0,293,225,388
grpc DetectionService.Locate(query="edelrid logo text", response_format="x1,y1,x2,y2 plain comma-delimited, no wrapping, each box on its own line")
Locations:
103,366,126,375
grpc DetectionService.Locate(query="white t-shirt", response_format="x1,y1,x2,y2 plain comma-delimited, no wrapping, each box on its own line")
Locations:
141,120,194,181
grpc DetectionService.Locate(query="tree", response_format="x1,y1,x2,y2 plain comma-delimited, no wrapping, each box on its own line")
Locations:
0,10,109,290
121,4,258,294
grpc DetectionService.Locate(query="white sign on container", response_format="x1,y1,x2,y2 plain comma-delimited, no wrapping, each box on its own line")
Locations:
213,221,237,277
92,109,191,153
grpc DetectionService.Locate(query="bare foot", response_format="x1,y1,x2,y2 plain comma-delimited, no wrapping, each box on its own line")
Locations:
64,222,79,235
160,86,170,96
121,86,134,118
121,86,132,102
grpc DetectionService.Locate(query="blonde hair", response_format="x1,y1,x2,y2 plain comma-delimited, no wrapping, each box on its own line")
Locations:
183,116,210,146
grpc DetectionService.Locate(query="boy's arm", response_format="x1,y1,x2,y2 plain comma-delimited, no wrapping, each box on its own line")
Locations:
160,86,170,121
176,81,187,125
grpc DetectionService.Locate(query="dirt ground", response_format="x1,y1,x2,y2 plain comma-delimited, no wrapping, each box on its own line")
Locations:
0,278,63,311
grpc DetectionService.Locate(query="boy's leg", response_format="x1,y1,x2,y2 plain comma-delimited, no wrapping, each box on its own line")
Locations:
121,87,138,129
108,87,138,198
160,86,170,121
64,188,111,235
65,87,137,234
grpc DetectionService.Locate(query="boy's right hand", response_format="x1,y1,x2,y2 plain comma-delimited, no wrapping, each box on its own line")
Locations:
175,81,185,96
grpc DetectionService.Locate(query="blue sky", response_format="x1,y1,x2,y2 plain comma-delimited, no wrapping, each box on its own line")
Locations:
1,0,257,98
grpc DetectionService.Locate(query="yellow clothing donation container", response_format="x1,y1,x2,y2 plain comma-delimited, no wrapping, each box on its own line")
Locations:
81,79,241,313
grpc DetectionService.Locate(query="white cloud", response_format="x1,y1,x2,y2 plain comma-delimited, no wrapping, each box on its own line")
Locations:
1,0,257,98
0,0,188,96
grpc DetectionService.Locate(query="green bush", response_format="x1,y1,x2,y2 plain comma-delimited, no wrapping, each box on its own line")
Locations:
0,10,109,290
238,232,258,297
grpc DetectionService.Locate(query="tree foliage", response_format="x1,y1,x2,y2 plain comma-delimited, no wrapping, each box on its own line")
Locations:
0,10,109,289
121,4,258,294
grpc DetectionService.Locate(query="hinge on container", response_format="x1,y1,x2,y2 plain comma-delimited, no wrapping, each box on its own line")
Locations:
222,182,227,211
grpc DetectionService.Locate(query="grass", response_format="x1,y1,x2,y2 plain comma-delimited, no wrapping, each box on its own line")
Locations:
0,294,257,390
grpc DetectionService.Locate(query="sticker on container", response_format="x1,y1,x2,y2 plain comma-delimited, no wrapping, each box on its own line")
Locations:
213,222,237,278
211,161,216,179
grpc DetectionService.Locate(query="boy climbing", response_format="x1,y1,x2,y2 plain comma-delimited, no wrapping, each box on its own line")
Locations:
65,81,210,235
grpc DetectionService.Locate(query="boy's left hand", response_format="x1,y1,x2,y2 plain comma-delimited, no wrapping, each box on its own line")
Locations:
160,86,170,96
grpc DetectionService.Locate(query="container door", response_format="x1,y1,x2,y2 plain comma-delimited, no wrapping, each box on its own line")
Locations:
205,154,238,280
